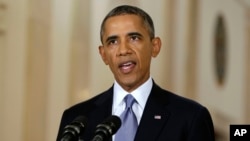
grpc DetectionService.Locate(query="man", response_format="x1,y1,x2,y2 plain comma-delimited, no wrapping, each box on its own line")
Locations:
57,5,215,141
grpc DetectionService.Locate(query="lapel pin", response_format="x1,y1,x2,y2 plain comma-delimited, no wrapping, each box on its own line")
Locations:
154,115,161,119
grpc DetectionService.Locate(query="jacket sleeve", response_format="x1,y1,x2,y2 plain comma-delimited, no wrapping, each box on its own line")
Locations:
187,106,215,141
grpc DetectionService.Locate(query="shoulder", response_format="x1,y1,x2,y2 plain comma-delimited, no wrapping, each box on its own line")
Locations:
61,86,113,121
152,83,210,116
66,87,113,114
151,83,215,141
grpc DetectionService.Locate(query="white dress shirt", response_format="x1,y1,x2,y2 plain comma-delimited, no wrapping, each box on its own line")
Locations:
112,77,153,124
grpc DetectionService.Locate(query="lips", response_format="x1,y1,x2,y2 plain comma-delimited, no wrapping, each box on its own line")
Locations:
119,61,136,74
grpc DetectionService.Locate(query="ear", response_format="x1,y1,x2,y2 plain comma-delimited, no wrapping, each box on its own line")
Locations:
99,45,109,65
151,37,161,57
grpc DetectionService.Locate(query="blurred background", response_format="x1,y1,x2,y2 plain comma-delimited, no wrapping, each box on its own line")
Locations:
0,0,249,141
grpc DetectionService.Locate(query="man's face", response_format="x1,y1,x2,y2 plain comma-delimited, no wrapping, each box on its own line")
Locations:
99,14,161,92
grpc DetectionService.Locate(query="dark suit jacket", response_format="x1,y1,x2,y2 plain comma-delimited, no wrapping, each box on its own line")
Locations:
56,82,215,141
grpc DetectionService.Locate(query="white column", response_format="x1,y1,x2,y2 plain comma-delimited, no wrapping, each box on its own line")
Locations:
89,0,113,95
1,0,29,140
45,0,74,140
171,0,189,96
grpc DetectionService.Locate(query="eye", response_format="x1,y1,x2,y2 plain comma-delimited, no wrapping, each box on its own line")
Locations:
128,32,142,41
130,35,140,41
105,36,119,46
107,39,118,45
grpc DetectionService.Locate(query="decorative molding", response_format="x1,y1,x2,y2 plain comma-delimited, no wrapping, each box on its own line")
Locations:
0,29,5,35
0,2,7,36
0,3,7,10
214,14,227,86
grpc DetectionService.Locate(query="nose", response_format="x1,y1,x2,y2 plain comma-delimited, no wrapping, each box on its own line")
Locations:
117,41,131,56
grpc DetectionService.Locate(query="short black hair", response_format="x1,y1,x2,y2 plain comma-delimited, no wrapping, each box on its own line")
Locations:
100,5,155,43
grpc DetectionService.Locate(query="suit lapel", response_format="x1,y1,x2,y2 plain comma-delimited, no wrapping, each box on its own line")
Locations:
93,87,113,121
135,83,170,141
85,87,114,140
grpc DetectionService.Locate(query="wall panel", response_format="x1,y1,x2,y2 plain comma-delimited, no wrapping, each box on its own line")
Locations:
197,0,248,140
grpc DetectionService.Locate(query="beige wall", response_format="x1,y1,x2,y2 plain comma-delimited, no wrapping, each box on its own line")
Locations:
197,0,250,140
0,0,249,141
0,0,29,140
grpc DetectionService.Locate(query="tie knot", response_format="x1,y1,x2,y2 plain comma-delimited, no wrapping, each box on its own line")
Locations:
124,94,136,109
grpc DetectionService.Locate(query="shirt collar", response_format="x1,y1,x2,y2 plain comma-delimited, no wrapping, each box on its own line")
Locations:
113,77,153,111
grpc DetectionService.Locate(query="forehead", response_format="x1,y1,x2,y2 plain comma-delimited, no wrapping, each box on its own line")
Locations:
103,15,148,38
103,14,146,34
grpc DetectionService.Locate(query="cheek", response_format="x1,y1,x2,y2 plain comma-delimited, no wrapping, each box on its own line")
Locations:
138,47,153,58
138,53,151,67
102,53,109,65
138,49,153,66
101,48,116,65
106,54,117,67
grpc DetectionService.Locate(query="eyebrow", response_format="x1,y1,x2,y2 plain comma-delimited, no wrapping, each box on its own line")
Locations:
104,32,144,44
127,32,143,38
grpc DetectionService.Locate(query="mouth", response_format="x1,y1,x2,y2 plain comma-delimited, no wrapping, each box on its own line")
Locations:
118,61,136,74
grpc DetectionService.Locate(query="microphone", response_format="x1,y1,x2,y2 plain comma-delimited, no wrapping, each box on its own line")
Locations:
60,116,88,141
91,115,121,141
